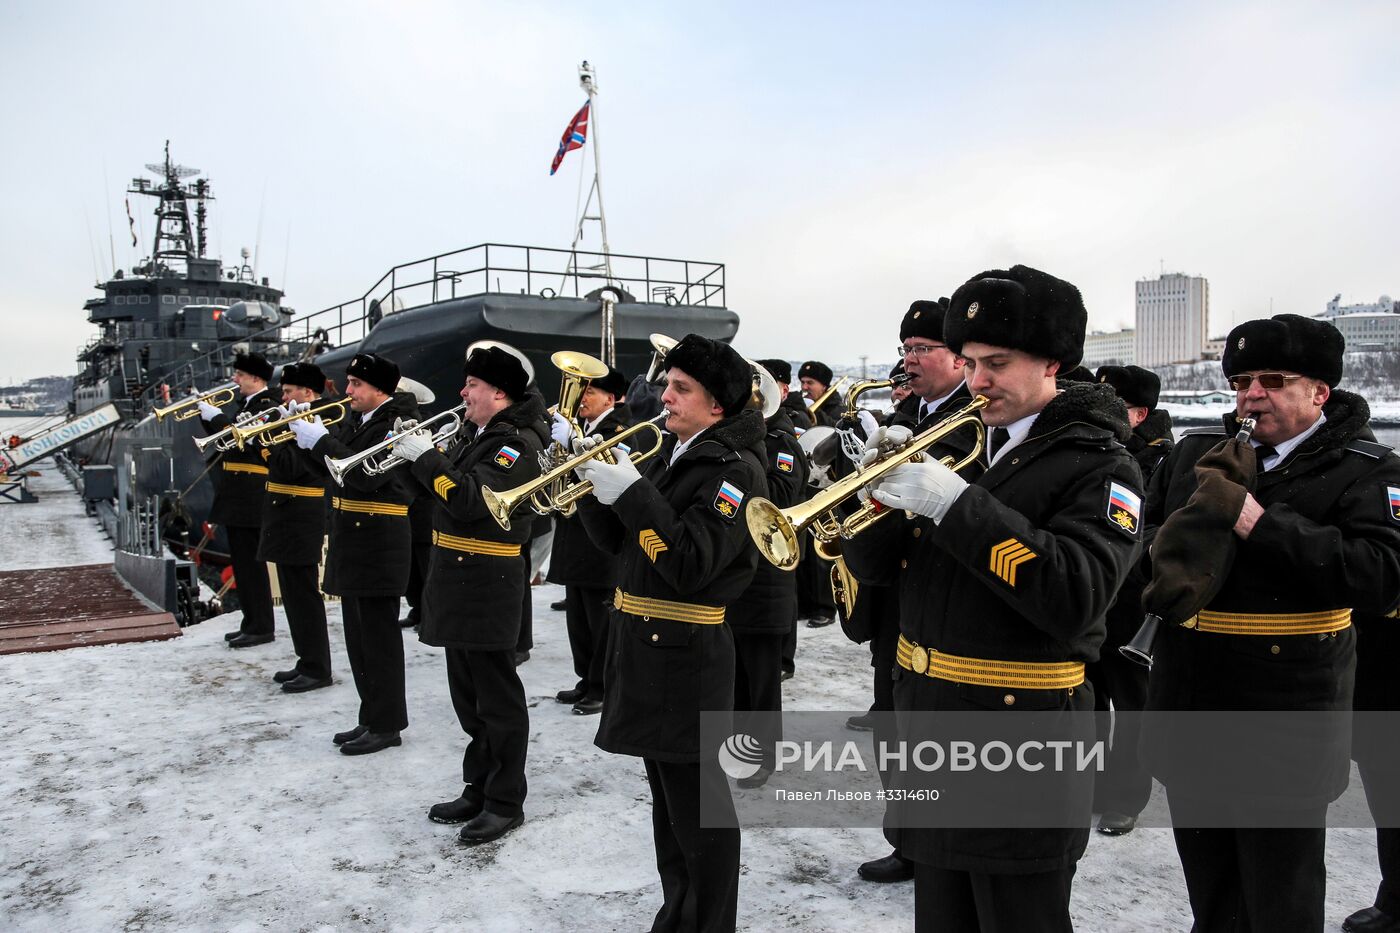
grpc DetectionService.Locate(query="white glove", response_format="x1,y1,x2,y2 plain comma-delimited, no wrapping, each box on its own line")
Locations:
551,411,575,448
197,400,222,420
290,416,329,450
274,401,306,419
570,433,605,456
858,424,913,469
391,430,435,463
868,459,968,524
856,409,880,441
576,450,642,505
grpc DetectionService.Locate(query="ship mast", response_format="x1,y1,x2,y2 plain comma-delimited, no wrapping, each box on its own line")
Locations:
567,61,618,365
128,141,211,275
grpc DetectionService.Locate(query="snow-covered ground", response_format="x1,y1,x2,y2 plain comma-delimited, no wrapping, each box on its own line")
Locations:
0,466,1384,931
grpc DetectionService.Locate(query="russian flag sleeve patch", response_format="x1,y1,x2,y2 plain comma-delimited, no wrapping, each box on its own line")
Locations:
1105,481,1142,536
713,479,745,519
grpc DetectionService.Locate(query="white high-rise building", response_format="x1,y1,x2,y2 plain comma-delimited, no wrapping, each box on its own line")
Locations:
1135,272,1210,367
1082,328,1136,368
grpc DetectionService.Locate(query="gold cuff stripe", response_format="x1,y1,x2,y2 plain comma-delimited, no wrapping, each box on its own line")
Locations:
265,482,325,498
896,635,1085,689
432,530,521,557
1184,608,1352,635
613,588,725,625
331,496,409,516
433,475,457,501
223,462,269,475
989,538,1037,587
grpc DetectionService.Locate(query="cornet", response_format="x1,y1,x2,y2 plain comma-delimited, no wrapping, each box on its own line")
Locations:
482,412,669,531
192,408,277,454
154,382,238,422
324,405,465,486
230,400,348,449
746,395,989,570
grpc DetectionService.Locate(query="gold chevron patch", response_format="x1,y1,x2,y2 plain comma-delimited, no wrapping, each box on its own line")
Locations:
433,475,457,501
989,538,1037,587
639,529,668,563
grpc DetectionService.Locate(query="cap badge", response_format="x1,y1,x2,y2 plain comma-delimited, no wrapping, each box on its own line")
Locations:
967,301,980,319
913,310,922,319
1237,337,1246,350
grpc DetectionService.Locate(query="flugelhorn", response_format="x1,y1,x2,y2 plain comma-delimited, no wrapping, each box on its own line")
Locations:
154,382,238,422
192,408,277,454
746,395,989,570
324,405,465,485
481,411,669,531
230,400,348,449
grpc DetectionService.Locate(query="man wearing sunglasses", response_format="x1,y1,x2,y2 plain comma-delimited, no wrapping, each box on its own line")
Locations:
1142,313,1400,933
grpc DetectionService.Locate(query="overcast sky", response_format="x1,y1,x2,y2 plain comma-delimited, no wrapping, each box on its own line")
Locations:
1,0,1396,384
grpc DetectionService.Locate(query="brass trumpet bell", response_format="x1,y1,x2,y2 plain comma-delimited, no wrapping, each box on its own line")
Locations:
154,382,238,422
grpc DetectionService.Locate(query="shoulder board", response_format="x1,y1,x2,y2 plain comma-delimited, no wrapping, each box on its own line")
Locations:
1345,439,1393,460
1181,427,1228,437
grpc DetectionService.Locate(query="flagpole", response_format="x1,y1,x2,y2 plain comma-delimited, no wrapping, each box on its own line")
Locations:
579,61,612,282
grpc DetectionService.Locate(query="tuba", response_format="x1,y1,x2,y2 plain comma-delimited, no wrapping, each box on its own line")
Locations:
746,396,989,570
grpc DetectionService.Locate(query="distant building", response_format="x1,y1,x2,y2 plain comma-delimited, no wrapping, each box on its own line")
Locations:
1081,328,1135,368
1317,294,1400,351
1135,272,1210,367
1202,336,1226,360
1160,389,1233,406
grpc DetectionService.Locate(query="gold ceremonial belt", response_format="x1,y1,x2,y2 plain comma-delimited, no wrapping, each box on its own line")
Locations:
431,530,521,558
331,496,409,517
223,462,269,476
896,634,1085,690
1183,608,1352,636
265,482,325,498
613,588,725,625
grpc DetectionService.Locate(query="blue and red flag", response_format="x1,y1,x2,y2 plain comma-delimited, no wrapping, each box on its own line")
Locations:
550,101,590,175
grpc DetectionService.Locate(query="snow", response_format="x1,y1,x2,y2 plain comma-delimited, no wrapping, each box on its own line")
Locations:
0,468,1385,931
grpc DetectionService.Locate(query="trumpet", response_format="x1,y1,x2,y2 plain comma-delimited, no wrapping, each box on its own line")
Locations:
154,382,238,422
746,395,989,570
482,411,669,531
324,405,465,485
807,376,852,419
230,400,348,449
192,408,278,454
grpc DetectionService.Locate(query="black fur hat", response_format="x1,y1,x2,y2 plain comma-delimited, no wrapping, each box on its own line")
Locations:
900,298,950,343
798,360,833,387
945,265,1087,368
464,345,529,400
279,362,326,392
1059,364,1096,384
1096,364,1160,409
889,360,906,380
592,365,629,399
756,359,792,384
1221,314,1345,388
665,334,753,416
233,351,273,383
346,352,400,396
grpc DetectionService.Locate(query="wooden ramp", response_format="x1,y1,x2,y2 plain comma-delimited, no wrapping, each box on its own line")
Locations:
0,563,181,654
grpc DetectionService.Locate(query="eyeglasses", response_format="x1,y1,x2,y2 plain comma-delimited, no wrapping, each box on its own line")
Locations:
897,343,948,359
1227,372,1304,391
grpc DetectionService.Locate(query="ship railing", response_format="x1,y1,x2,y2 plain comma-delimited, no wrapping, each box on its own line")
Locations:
132,242,725,412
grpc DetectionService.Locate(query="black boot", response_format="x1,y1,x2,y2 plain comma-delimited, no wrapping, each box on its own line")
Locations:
428,791,483,825
458,811,523,844
339,730,402,756
858,851,914,883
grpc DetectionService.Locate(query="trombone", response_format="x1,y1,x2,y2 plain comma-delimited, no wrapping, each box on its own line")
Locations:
154,382,238,422
807,376,851,419
229,400,348,449
324,405,465,486
482,411,669,531
193,408,278,454
746,395,989,570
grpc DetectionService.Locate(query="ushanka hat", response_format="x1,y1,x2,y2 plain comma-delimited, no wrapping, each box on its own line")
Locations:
346,352,400,396
665,333,753,416
464,345,530,400
798,360,833,386
900,298,950,343
1096,364,1160,410
945,265,1087,368
756,359,792,384
233,351,274,383
591,365,629,399
279,362,326,392
1221,314,1345,388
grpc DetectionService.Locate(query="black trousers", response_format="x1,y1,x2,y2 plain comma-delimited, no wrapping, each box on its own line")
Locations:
341,594,408,733
914,862,1076,933
565,585,611,701
227,525,274,636
795,540,835,620
276,562,330,680
869,606,899,716
733,630,783,770
643,758,740,933
446,646,528,817
1085,649,1152,816
780,607,797,675
1360,756,1400,918
404,540,431,621
516,557,533,654
1168,792,1327,933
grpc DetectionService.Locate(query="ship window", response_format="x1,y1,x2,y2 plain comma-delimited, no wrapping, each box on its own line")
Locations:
140,295,150,304
162,294,175,304
197,295,208,304
114,295,126,305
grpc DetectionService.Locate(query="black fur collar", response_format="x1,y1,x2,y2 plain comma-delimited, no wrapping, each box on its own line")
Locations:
685,409,767,460
1028,382,1132,444
484,394,549,444
1221,387,1371,450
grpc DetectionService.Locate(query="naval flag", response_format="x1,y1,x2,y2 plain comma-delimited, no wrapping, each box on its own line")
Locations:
550,101,590,175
